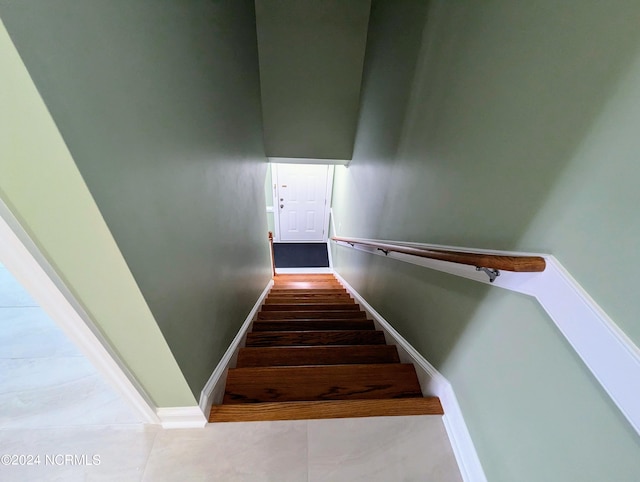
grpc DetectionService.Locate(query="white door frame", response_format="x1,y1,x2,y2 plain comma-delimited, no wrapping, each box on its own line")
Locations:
271,163,334,243
0,198,159,424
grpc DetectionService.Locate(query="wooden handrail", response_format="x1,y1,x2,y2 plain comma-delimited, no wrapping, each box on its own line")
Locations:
268,231,276,277
332,236,546,273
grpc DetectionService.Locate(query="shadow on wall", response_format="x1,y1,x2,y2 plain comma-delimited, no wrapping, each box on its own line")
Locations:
334,0,640,362
379,0,640,249
330,0,430,238
333,245,492,369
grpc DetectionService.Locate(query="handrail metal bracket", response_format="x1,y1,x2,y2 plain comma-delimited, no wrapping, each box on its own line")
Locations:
378,248,390,256
348,242,355,247
476,266,500,283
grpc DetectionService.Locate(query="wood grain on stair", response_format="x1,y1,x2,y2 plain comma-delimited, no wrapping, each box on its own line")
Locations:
245,330,387,347
261,303,359,311
274,274,336,280
273,280,342,286
251,319,375,331
269,288,348,295
236,345,400,367
273,282,340,287
267,290,351,297
258,310,367,320
209,273,443,424
210,397,443,422
273,278,342,283
223,364,422,403
265,299,354,306
267,291,353,301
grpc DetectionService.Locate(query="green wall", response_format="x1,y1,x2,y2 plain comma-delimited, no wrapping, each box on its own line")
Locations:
255,0,371,159
0,20,195,407
0,0,272,398
332,0,640,480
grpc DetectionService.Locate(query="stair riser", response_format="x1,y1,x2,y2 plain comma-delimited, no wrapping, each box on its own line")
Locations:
270,290,348,296
265,299,354,306
245,330,386,347
266,295,352,300
272,282,338,286
262,304,359,311
266,293,352,298
236,345,400,367
223,364,423,404
258,310,367,320
252,320,374,331
273,277,338,282
275,275,336,278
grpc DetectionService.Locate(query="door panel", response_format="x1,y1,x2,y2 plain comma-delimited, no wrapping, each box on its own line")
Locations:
276,164,329,241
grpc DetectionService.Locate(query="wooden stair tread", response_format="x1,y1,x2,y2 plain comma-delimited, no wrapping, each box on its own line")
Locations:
272,287,345,292
269,292,348,297
258,310,367,320
268,290,348,295
265,300,354,306
210,398,443,422
267,291,351,296
273,281,342,286
274,274,336,279
262,303,359,311
245,330,386,347
272,282,339,287
273,273,337,281
252,319,374,331
274,274,336,278
236,345,400,367
265,296,353,303
223,364,422,403
270,288,347,293
265,299,353,305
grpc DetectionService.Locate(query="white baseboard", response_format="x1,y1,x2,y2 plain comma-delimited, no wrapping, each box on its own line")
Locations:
333,239,640,436
156,406,207,429
438,384,488,482
199,280,274,419
275,267,333,274
334,272,487,482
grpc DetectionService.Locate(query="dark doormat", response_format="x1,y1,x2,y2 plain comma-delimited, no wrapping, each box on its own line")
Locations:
273,243,330,268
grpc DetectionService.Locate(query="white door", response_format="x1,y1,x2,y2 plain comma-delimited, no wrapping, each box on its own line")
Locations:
275,164,330,242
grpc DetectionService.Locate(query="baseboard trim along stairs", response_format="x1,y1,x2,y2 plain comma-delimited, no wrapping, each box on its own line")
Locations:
208,274,443,423
333,272,487,482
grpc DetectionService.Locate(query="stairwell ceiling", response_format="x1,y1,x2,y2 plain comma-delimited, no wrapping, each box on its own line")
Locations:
255,0,371,160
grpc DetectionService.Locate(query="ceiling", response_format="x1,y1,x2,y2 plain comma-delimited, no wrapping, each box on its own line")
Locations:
255,0,371,160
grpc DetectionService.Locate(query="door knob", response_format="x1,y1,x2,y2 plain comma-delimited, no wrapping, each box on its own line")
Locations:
280,204,284,209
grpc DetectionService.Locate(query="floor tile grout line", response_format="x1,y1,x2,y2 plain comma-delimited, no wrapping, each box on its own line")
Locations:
306,419,311,482
138,427,161,482
0,424,146,432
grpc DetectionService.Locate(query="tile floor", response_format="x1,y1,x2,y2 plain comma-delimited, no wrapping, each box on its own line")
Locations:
0,262,139,429
0,416,462,481
0,262,463,481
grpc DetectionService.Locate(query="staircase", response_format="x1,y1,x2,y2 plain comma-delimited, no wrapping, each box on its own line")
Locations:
209,274,443,422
